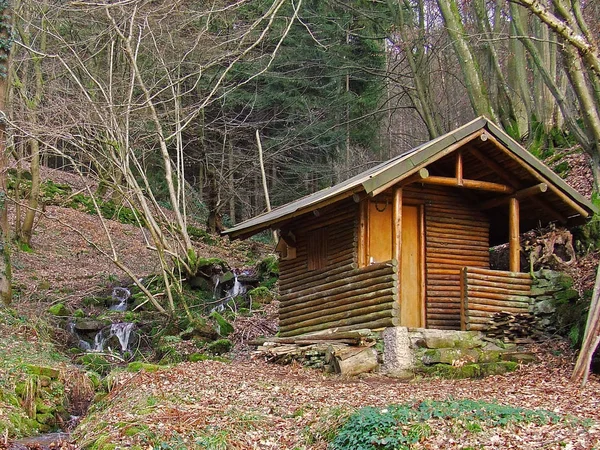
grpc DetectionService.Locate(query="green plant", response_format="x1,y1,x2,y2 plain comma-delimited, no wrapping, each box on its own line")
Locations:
329,400,563,450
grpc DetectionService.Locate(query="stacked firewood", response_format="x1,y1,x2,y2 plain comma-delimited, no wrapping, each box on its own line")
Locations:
485,312,540,343
253,329,379,375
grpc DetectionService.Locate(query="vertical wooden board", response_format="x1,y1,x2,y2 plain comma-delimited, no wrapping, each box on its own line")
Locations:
368,199,393,263
358,200,368,267
401,205,422,327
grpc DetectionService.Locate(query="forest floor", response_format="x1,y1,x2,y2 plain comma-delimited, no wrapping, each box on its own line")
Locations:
1,160,600,449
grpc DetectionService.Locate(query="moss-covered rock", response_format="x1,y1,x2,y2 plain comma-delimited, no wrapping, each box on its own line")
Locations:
23,365,60,379
422,361,518,379
48,303,70,317
207,339,232,355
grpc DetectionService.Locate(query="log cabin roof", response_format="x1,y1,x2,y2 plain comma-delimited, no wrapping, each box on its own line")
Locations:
223,116,597,244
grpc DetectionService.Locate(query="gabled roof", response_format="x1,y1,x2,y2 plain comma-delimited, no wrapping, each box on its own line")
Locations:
223,117,597,240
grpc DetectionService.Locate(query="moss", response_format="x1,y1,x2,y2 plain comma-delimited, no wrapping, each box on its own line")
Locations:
126,362,162,373
48,303,70,317
257,254,279,276
77,354,112,376
23,364,60,379
207,339,232,355
422,361,518,379
210,311,234,336
123,425,148,437
247,286,274,304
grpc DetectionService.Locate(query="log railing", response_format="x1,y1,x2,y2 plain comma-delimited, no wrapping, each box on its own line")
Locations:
460,267,532,331
279,260,398,337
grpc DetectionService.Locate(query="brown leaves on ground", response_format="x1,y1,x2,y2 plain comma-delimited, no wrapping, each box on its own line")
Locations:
74,339,600,449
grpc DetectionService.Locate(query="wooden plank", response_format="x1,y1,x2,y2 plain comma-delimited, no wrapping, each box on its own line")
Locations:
280,268,397,307
466,267,531,279
280,280,396,316
467,284,532,295
279,288,396,323
281,310,395,336
465,291,531,303
420,176,514,194
280,301,398,331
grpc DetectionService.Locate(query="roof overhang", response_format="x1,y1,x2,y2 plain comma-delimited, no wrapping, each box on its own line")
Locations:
223,117,597,240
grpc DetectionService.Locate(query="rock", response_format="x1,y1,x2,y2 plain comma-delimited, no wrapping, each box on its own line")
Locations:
414,330,484,349
48,303,70,316
423,361,518,379
219,271,234,284
381,327,414,374
533,299,556,315
554,288,579,302
73,318,110,331
207,339,232,355
189,276,211,291
24,365,60,379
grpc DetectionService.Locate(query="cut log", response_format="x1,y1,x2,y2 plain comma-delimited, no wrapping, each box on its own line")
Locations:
331,346,378,376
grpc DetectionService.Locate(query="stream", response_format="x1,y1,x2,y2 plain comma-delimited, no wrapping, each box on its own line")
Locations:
8,432,75,450
17,269,257,449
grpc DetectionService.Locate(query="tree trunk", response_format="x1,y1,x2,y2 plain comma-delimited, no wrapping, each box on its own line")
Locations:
474,0,519,134
0,2,12,306
436,0,498,121
393,0,442,139
507,16,531,138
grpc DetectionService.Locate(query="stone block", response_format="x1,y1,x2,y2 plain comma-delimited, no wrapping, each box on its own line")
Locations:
381,327,413,375
533,299,556,315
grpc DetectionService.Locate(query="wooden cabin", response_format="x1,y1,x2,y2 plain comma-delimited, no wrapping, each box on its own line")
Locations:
223,117,596,337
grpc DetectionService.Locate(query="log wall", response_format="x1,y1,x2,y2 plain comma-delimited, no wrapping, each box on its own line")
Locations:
461,267,532,331
404,185,491,329
278,199,398,337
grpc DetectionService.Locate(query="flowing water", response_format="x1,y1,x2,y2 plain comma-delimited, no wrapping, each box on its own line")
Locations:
109,286,130,311
91,322,136,352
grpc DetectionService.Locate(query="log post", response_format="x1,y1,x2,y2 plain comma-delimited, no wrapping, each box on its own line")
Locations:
393,187,402,322
393,187,402,274
456,150,463,186
509,197,520,272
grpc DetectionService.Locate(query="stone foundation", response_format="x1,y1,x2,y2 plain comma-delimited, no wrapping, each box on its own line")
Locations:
381,327,534,379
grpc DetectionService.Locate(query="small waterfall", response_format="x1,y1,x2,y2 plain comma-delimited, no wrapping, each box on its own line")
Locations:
227,273,246,298
111,323,134,352
109,287,130,311
210,272,247,313
68,321,93,351
90,322,135,353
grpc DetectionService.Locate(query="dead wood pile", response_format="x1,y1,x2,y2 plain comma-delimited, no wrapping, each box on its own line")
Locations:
485,312,540,343
253,329,379,376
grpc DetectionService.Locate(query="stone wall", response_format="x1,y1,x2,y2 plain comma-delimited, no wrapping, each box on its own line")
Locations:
530,269,581,336
382,328,533,379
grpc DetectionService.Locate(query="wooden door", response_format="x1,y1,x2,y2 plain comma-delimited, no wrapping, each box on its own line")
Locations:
368,199,392,263
400,205,423,327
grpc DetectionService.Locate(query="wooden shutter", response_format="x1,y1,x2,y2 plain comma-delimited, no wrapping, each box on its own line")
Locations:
307,227,328,271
